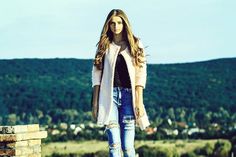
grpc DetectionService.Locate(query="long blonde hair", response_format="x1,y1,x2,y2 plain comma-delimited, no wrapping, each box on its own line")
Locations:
93,9,146,70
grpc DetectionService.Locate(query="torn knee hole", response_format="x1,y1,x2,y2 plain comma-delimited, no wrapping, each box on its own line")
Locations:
109,143,120,149
104,123,119,133
122,115,135,123
107,123,119,128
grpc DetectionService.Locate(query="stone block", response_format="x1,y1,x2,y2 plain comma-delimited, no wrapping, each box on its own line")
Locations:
0,131,47,142
0,124,46,157
7,141,28,148
0,124,39,134
28,140,41,147
32,145,41,153
28,153,41,157
0,134,17,142
27,125,40,133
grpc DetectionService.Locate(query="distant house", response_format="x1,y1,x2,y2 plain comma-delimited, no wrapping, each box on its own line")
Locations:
88,122,94,128
51,129,60,135
79,124,85,129
176,122,188,129
59,123,68,130
70,124,76,130
162,128,179,136
182,127,205,135
73,126,82,135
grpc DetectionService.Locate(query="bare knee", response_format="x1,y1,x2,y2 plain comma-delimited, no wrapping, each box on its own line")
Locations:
104,121,119,133
107,122,119,128
109,142,121,150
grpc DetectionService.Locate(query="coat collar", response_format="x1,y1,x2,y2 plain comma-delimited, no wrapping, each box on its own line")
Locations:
110,41,129,55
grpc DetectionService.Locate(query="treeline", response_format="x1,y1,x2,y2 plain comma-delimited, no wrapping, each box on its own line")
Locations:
0,58,235,138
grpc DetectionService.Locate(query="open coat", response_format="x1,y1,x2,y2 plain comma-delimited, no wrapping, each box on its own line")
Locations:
91,40,150,130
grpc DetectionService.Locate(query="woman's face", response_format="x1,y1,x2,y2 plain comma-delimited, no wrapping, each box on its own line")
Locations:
109,16,124,35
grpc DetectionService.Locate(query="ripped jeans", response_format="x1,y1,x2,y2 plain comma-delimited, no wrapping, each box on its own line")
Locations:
104,87,136,157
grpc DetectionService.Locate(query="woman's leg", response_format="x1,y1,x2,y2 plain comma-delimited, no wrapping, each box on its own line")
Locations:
105,121,121,157
119,88,136,157
104,87,122,157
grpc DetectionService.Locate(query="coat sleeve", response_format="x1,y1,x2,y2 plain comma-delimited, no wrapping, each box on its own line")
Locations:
135,39,147,89
91,64,102,87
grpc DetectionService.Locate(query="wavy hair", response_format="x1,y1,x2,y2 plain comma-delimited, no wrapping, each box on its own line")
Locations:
93,9,146,70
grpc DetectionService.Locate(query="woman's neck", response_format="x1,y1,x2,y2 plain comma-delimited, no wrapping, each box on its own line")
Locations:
113,33,124,44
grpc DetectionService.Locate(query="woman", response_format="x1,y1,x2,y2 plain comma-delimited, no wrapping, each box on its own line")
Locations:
91,9,150,157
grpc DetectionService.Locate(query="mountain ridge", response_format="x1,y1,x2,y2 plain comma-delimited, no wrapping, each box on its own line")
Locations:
0,57,235,125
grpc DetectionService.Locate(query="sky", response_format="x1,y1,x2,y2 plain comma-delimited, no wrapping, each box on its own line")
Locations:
0,0,235,64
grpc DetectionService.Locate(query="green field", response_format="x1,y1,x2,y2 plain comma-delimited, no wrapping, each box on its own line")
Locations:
41,139,227,156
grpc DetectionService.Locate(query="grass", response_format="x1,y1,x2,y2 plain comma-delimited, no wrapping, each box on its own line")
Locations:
41,139,228,156
42,140,108,156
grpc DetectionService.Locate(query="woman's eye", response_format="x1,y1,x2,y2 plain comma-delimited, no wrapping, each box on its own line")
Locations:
110,21,122,25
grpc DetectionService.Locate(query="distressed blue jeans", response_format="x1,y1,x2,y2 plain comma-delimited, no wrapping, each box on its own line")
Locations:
104,87,136,157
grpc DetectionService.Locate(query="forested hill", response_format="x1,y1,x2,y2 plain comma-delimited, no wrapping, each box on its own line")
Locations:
0,57,235,125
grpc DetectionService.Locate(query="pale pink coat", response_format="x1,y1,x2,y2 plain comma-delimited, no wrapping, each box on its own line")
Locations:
91,40,150,130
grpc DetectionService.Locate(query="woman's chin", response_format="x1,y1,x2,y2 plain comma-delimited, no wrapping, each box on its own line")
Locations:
113,31,122,35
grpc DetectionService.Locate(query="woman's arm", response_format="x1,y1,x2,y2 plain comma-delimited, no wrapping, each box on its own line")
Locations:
92,65,102,87
91,63,102,121
135,39,147,118
135,85,145,118
92,85,100,120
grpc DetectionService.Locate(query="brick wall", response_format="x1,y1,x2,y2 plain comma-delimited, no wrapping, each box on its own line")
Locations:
0,124,47,157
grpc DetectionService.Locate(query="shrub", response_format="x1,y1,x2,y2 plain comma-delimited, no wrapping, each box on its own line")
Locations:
181,152,197,157
212,140,232,157
201,142,214,156
137,144,180,157
194,142,214,156
80,150,108,157
51,153,81,157
175,143,185,148
94,150,109,157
